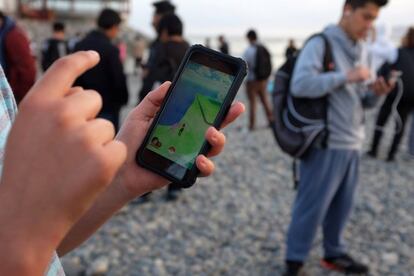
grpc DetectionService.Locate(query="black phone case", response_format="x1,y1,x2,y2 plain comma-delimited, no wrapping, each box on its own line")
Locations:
136,44,247,188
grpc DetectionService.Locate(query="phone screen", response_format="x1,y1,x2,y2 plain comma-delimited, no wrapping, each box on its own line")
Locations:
142,52,238,180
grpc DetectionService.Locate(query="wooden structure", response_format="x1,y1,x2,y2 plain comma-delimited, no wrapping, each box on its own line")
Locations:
17,0,131,20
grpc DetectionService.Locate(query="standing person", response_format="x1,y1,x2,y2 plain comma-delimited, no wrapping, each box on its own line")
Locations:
367,27,414,161
156,13,189,83
138,0,175,102
157,13,190,201
218,35,229,55
285,39,298,60
243,29,273,131
133,35,146,75
41,21,69,71
0,11,36,104
283,1,393,275
204,37,211,48
74,8,128,132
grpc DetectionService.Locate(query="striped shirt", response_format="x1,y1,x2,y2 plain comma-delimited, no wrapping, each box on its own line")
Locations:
0,66,65,275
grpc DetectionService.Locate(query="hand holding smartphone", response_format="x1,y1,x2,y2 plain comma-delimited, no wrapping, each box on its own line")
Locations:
136,45,247,187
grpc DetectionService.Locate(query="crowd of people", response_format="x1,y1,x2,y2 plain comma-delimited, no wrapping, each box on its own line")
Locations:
0,0,413,275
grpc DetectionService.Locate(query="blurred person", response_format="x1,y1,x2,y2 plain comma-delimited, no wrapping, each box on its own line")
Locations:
133,35,146,75
205,37,211,48
366,25,398,73
218,35,229,55
367,27,414,161
156,13,190,201
117,39,127,64
138,0,175,102
68,32,82,52
0,50,244,275
41,21,69,71
285,39,298,60
0,11,36,104
243,29,273,131
283,1,394,275
74,8,128,132
156,13,189,83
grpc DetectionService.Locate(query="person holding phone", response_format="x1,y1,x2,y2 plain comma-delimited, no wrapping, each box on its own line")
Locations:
283,1,394,275
0,51,245,275
367,27,414,161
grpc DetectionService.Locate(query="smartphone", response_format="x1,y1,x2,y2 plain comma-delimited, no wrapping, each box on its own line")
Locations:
136,45,247,187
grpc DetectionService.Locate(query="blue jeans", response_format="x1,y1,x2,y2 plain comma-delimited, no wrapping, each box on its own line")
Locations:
286,148,360,262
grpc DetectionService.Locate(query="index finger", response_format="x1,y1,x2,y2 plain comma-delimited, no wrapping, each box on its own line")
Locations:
31,51,100,99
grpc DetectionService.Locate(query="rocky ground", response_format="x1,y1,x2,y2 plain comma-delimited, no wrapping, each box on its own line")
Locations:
61,75,414,276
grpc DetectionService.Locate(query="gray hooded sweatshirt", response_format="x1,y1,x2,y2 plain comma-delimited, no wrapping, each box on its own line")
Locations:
290,24,377,150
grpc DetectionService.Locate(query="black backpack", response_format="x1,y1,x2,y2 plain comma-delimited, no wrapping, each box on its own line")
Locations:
271,33,335,159
254,45,272,80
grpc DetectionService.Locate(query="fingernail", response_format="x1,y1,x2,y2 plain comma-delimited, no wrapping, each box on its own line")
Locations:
87,50,99,59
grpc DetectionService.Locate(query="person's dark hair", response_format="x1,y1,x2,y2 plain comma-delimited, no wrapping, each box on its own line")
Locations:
53,21,65,32
157,13,183,36
404,27,414,48
97,8,122,30
0,11,5,20
246,29,257,41
345,0,388,9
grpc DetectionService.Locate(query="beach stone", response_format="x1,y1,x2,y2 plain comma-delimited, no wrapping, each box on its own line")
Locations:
86,256,109,276
381,252,399,266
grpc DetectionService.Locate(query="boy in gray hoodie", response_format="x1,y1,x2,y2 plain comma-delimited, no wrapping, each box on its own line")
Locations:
284,0,394,275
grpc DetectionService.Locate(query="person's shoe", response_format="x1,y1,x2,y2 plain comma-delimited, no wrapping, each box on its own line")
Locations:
321,254,369,274
165,189,181,201
365,150,377,158
283,261,305,276
386,155,396,162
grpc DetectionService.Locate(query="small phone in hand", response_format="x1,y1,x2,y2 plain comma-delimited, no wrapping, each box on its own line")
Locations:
136,45,247,187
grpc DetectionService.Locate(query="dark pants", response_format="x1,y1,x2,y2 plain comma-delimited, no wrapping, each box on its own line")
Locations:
286,148,360,261
369,94,413,159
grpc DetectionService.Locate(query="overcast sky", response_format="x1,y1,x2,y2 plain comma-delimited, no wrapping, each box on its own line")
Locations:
128,0,414,38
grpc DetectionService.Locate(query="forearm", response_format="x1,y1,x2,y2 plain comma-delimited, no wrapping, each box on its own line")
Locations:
0,189,59,276
56,174,136,256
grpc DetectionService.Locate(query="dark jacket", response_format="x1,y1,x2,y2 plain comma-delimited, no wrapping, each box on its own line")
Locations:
74,30,128,112
384,47,414,104
0,17,36,104
41,38,69,71
156,40,189,82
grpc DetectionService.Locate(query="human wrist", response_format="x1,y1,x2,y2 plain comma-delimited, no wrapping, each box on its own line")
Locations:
0,200,56,275
0,186,68,269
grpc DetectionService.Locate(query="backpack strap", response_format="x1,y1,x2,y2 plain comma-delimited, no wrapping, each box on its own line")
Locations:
305,33,335,149
292,33,335,190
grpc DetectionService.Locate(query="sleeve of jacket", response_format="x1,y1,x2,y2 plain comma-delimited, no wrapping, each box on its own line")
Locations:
5,27,36,103
108,47,129,106
290,36,347,98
